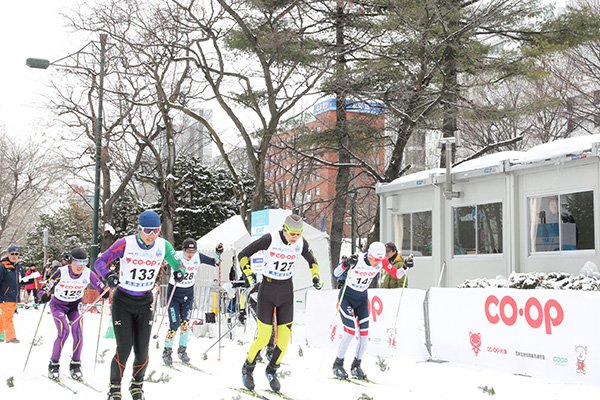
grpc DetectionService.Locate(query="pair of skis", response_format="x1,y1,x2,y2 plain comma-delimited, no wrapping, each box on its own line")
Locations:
233,387,294,400
45,374,101,394
330,376,376,386
164,360,209,374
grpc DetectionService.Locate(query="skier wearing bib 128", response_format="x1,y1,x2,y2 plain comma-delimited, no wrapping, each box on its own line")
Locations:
332,241,407,380
239,214,323,393
94,210,186,400
38,247,108,381
162,238,224,366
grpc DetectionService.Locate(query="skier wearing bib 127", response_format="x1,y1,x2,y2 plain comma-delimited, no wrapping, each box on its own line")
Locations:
162,238,224,366
332,241,407,380
239,214,323,393
38,247,108,381
94,210,186,400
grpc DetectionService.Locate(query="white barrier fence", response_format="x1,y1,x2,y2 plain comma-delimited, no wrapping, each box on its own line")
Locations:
305,289,429,360
306,287,600,386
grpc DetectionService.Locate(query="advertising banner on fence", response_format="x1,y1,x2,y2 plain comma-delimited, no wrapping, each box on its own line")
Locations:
428,287,600,386
305,288,428,360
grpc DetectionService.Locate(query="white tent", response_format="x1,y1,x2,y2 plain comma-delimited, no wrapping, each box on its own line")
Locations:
196,214,251,283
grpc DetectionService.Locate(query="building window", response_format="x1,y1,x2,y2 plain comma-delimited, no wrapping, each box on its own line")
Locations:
316,187,320,196
394,211,432,256
453,202,503,255
529,191,594,253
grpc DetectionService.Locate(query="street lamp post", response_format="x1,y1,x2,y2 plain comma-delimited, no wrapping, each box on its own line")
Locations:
351,188,357,254
26,33,108,268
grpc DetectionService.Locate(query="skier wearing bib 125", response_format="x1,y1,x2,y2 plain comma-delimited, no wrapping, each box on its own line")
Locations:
94,210,186,400
38,247,108,381
162,237,224,366
239,214,323,393
332,241,407,380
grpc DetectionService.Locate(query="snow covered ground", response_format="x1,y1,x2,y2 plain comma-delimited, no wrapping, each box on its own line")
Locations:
1,304,600,400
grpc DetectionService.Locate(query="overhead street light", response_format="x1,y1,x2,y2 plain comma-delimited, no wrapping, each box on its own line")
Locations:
26,33,108,269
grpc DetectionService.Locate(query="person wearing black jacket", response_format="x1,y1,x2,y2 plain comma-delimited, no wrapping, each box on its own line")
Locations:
0,245,22,343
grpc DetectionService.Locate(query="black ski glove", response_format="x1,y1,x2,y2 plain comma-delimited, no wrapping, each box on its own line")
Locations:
173,269,185,283
105,273,119,288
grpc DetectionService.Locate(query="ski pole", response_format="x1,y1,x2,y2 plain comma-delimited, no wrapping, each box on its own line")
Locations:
394,269,409,319
152,282,178,343
202,319,241,358
70,287,110,327
93,298,106,371
293,285,313,293
335,277,350,315
23,303,47,372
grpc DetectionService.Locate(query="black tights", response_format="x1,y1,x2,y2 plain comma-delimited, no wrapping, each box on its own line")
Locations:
110,289,153,384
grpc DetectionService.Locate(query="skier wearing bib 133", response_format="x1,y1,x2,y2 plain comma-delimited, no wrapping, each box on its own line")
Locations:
94,210,186,400
162,238,224,366
38,247,108,381
332,241,407,380
239,214,323,393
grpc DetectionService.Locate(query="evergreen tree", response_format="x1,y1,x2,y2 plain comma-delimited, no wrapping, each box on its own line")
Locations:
25,202,92,266
171,156,259,247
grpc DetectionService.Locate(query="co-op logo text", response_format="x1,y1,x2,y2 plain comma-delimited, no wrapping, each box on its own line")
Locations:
484,295,564,334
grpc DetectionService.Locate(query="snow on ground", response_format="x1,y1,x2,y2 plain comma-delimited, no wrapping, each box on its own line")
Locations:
1,304,600,400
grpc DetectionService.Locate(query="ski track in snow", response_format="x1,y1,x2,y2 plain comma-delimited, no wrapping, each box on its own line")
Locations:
1,307,599,399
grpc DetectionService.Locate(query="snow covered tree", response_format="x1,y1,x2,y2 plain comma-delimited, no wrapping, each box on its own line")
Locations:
25,202,92,266
170,156,259,246
25,190,142,266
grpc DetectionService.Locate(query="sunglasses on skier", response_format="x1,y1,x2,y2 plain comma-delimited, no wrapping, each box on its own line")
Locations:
285,230,302,238
139,226,161,235
73,258,89,266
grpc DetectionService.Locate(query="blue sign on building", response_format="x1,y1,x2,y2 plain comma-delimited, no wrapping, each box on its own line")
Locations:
312,98,385,116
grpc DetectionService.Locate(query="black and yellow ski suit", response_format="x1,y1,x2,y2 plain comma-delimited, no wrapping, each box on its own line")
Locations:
238,230,319,366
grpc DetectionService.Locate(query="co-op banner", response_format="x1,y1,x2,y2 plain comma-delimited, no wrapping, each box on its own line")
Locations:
428,287,600,386
305,289,429,360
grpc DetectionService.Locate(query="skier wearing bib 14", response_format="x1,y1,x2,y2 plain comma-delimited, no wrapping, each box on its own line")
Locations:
94,210,186,400
239,214,324,393
38,247,108,381
162,238,224,366
332,241,407,380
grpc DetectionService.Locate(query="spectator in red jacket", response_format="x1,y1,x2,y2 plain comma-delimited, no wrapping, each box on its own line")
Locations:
24,264,42,309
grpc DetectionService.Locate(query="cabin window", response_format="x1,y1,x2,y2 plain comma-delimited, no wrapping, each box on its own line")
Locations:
529,191,594,252
395,211,432,256
453,202,503,255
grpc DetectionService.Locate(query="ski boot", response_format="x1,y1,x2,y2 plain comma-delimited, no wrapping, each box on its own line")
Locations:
351,358,367,380
48,361,60,381
69,359,83,381
129,379,144,400
162,347,173,366
107,383,122,400
177,346,191,363
241,359,256,391
265,362,281,392
332,357,348,379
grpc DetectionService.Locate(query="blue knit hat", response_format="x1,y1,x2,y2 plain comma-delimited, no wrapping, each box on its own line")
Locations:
138,210,161,227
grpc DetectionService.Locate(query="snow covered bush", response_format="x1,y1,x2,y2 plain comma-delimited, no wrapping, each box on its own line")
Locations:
458,270,600,290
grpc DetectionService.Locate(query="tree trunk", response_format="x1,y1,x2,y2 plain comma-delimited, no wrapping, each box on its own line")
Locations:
161,120,178,244
329,0,350,274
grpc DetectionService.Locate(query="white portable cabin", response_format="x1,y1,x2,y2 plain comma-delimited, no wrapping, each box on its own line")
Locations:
377,135,600,289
